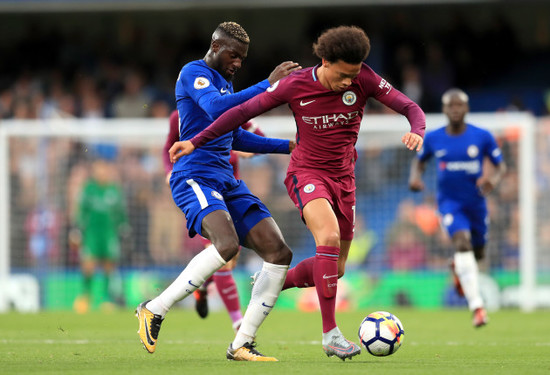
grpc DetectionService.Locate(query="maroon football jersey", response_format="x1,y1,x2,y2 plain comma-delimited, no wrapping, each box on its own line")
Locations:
264,64,400,176
191,63,425,177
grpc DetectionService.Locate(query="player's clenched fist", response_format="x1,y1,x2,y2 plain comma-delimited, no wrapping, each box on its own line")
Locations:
169,140,195,163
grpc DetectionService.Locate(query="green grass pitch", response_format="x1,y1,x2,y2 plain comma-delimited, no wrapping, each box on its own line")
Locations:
2,308,549,374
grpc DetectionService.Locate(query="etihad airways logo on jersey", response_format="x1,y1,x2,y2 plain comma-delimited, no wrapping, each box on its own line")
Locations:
302,111,359,129
439,160,481,174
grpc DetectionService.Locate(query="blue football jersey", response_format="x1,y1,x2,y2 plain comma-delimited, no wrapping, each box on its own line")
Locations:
417,124,503,204
173,59,269,179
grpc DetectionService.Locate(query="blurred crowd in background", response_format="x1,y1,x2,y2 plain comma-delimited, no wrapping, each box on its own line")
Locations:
3,3,550,277
0,4,549,121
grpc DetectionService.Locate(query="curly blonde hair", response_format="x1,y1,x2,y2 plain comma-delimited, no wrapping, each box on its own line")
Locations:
215,22,250,44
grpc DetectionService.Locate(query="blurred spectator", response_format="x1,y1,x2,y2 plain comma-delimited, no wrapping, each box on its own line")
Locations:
385,199,428,270
112,69,151,118
25,204,62,268
401,64,423,105
347,214,377,268
421,41,454,112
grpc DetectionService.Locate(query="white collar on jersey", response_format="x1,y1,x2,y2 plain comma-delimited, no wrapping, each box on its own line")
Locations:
311,64,321,82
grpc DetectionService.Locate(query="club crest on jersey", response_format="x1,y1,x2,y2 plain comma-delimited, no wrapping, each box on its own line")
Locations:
442,213,454,227
342,91,357,106
211,191,223,200
467,145,479,158
303,184,315,193
194,77,210,89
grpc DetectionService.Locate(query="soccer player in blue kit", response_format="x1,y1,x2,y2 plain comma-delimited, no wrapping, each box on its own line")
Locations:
409,88,506,327
169,25,425,360
136,21,301,361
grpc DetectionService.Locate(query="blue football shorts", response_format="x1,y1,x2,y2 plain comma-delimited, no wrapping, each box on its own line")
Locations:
438,199,488,248
170,171,271,244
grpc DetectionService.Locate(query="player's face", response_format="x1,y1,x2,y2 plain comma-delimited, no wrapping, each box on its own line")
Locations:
212,39,248,81
321,59,362,92
443,96,469,124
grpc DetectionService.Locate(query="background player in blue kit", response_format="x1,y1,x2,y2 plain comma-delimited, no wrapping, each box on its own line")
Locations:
136,21,301,361
409,88,506,327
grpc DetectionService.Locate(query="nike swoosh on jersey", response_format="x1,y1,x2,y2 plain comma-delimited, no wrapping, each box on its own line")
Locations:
220,88,228,94
300,100,315,106
262,302,274,308
322,274,338,279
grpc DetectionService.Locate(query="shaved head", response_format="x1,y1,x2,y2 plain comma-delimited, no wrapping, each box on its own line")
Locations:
442,88,469,105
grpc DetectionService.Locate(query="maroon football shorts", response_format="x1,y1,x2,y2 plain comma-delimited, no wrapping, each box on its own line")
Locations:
284,171,356,241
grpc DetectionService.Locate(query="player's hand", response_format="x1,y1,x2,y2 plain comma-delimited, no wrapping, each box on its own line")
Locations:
402,132,423,151
169,140,195,163
268,61,302,85
409,178,424,192
165,171,172,186
476,176,496,196
289,140,296,153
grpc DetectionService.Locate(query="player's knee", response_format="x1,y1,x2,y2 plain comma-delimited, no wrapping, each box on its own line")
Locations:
454,238,472,253
473,247,485,260
318,231,340,247
213,238,240,262
264,241,293,266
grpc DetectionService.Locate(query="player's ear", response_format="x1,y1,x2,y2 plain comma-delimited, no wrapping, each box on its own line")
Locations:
211,40,220,53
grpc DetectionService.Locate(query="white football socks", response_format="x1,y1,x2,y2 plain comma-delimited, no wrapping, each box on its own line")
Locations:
232,262,289,349
454,251,483,311
146,244,226,317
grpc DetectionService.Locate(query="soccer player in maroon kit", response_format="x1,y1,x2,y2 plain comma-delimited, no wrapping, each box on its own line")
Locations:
170,26,425,360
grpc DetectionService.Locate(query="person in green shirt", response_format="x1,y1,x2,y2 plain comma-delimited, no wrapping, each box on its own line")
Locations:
73,159,128,313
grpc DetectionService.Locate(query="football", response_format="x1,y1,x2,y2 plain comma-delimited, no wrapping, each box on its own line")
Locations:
358,311,405,356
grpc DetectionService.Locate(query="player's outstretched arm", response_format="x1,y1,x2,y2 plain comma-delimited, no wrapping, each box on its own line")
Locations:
169,140,195,163
232,127,292,155
268,61,302,85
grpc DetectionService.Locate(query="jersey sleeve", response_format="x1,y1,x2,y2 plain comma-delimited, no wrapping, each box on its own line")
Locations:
190,85,288,149
417,132,434,161
162,111,180,174
361,65,426,138
483,130,503,165
179,64,270,120
232,127,290,154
